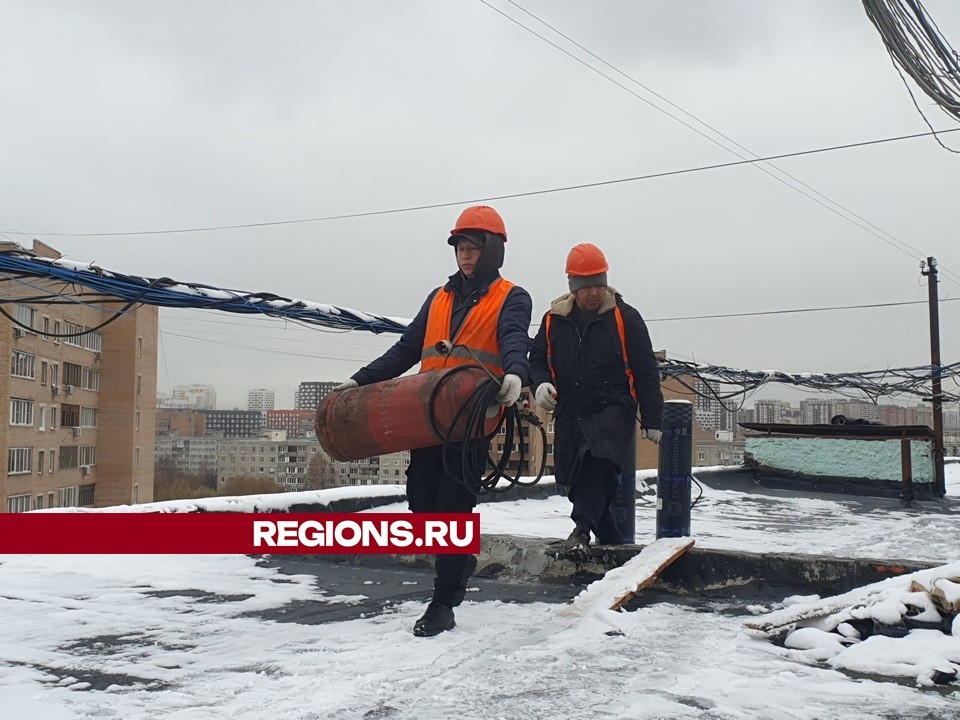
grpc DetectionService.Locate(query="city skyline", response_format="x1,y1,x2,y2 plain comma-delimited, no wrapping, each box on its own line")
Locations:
3,3,959,414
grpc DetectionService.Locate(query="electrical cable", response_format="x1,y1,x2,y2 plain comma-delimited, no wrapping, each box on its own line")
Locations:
863,0,960,137
646,297,960,322
490,0,941,270
426,365,546,495
4,249,958,406
6,128,956,238
690,474,705,509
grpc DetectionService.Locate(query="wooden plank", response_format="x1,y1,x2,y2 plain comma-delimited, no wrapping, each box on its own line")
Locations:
558,537,694,618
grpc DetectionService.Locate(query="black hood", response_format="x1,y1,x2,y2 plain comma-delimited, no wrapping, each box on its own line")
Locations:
452,230,504,280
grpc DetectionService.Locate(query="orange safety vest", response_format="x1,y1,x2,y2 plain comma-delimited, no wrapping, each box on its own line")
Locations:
545,305,637,402
420,277,515,376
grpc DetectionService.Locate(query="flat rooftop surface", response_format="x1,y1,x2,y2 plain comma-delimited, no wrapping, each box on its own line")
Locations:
1,466,957,718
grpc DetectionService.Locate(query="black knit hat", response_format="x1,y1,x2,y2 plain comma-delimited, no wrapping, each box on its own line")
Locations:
568,272,607,292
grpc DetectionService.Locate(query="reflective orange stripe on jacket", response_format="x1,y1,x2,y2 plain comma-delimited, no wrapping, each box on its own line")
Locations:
420,277,515,375
545,306,637,402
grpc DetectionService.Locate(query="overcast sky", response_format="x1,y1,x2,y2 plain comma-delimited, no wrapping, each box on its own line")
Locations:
2,1,959,410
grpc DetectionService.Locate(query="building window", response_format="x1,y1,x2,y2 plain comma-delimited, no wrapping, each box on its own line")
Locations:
81,407,98,428
135,447,140,467
37,450,45,472
79,483,95,506
87,330,103,352
136,375,142,395
48,449,55,473
49,406,57,430
79,445,96,466
135,411,140,431
7,494,30,513
53,320,61,345
7,447,32,475
9,398,34,426
63,362,82,387
58,486,78,508
59,446,79,469
64,323,82,345
82,368,100,391
42,316,50,339
34,494,43,510
11,351,36,379
40,361,48,385
14,304,37,332
137,337,143,357
60,404,80,428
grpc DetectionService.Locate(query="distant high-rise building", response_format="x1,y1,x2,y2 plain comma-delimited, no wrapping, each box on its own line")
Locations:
834,400,880,424
295,381,339,411
693,379,738,433
169,384,217,410
754,399,790,424
247,388,275,412
800,398,837,425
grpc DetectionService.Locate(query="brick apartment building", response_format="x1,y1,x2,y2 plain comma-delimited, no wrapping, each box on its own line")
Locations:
1,240,158,512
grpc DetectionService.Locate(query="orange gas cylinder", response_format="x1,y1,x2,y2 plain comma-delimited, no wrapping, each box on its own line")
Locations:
315,366,502,461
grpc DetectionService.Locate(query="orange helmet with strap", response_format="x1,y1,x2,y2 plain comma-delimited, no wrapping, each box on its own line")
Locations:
451,205,507,241
565,243,609,276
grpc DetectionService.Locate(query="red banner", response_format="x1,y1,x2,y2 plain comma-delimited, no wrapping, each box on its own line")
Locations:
0,513,480,555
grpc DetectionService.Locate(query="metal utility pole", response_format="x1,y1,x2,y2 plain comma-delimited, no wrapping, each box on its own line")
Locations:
921,257,946,497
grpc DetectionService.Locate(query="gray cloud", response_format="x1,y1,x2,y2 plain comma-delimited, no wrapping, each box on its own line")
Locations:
2,0,958,409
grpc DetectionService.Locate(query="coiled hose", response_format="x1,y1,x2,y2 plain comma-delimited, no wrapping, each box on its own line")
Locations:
427,365,546,495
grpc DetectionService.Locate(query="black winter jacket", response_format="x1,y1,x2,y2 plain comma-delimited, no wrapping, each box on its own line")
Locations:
353,271,532,386
529,289,663,482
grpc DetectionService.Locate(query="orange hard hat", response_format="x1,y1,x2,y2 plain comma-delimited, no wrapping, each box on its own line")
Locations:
451,205,507,241
565,243,609,276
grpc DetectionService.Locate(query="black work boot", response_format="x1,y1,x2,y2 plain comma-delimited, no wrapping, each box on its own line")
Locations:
562,524,591,555
413,601,456,637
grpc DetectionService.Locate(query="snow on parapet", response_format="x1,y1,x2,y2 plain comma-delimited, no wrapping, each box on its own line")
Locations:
35,485,407,514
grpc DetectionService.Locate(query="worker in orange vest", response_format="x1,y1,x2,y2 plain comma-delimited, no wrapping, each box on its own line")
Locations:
335,205,532,636
529,243,663,554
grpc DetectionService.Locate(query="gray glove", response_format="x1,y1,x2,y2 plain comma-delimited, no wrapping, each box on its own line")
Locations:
535,383,558,411
333,379,358,392
643,428,662,444
496,374,523,407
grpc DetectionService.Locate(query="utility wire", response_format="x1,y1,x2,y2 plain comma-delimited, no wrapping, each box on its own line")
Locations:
488,0,960,283
646,297,960,323
5,128,956,239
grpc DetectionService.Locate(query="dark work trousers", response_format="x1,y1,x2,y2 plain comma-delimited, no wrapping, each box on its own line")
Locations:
406,443,480,607
568,449,624,545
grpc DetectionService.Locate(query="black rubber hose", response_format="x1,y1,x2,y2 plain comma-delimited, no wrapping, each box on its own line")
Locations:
427,366,546,495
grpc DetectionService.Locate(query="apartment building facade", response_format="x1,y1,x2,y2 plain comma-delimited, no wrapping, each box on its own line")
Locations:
216,431,320,490
247,388,275,412
155,432,220,476
295,381,338,411
200,409,264,437
170,384,217,410
2,240,158,511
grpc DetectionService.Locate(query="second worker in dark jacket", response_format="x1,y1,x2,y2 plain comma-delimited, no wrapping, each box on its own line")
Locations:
529,243,663,554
